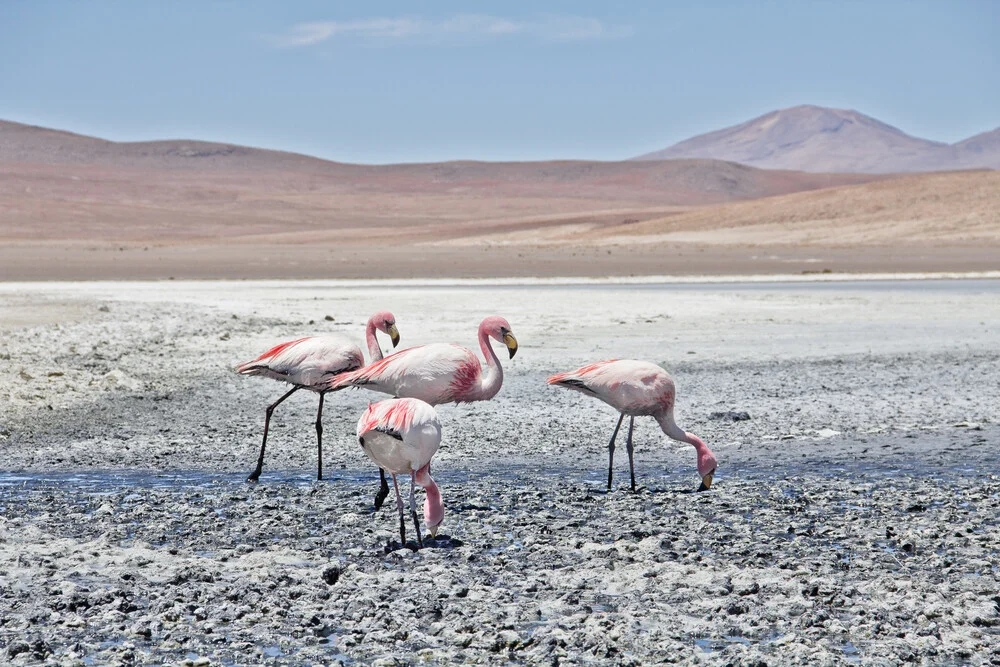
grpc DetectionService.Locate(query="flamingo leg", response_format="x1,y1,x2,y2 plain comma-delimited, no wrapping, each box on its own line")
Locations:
625,416,637,492
247,385,301,482
409,471,424,547
314,391,325,481
392,474,406,547
374,469,390,510
606,412,626,491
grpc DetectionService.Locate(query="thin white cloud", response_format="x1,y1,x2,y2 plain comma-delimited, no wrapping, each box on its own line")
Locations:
267,14,633,48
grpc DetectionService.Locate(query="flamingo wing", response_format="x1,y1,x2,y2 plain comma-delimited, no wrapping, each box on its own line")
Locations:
329,344,480,405
357,398,441,474
548,359,674,414
237,335,363,388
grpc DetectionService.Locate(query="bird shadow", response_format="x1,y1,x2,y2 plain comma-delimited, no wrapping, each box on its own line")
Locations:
381,535,464,554
649,487,711,495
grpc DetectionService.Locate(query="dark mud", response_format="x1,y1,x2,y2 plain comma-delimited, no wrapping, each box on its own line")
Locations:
1,459,998,666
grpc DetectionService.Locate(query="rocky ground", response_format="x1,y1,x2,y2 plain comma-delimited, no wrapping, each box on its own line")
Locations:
0,279,998,665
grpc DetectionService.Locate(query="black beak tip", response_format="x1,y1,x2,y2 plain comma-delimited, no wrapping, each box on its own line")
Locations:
697,482,709,492
508,348,517,359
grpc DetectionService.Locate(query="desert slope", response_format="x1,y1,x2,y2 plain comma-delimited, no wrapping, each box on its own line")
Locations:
587,170,1000,246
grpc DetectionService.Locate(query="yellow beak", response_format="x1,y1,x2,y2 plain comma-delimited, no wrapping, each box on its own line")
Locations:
503,332,518,359
698,473,713,492
429,524,438,539
388,324,400,347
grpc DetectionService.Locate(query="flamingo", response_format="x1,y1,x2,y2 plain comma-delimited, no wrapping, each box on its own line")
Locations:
547,359,717,492
327,316,518,405
236,310,400,484
357,398,444,547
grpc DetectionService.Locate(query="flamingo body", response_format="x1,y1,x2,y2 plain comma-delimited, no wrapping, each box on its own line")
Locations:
328,316,518,406
548,359,675,416
236,335,363,389
357,398,441,476
332,344,482,405
548,359,717,491
357,398,445,545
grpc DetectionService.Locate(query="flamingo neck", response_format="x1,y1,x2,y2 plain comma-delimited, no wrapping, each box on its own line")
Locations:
656,410,717,476
365,320,383,362
417,465,444,529
655,409,697,447
476,326,503,401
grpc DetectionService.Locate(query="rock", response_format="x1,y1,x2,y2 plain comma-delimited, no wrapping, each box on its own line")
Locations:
710,410,752,421
322,566,341,585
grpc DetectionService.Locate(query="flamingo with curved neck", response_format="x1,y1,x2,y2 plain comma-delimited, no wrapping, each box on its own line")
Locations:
548,359,717,492
236,310,400,482
327,316,518,406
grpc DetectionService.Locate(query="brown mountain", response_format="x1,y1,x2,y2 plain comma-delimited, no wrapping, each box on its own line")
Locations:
954,128,1000,159
632,105,1000,173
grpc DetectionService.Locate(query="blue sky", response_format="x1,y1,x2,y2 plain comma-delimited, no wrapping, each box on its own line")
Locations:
1,1,997,163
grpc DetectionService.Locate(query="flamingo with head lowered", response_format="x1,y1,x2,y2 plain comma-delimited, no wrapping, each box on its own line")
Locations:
327,316,518,405
357,398,444,548
236,310,400,483
547,359,717,492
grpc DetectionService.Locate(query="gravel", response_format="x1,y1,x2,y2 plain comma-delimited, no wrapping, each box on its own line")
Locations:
0,279,998,665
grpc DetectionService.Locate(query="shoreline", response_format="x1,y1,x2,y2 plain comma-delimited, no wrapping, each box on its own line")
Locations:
2,270,1000,290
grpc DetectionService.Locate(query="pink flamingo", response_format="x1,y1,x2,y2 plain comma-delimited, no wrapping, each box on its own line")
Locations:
327,316,518,405
357,398,444,547
236,311,400,483
547,359,717,492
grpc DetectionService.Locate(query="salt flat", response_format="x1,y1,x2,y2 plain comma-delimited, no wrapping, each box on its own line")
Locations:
0,279,998,665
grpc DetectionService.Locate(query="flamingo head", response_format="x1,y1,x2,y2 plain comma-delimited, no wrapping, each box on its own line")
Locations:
480,316,518,359
416,463,444,538
423,485,444,538
689,433,717,492
371,310,400,348
425,498,444,538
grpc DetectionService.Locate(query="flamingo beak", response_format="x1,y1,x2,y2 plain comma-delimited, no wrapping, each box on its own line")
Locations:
388,324,400,347
503,332,518,359
698,473,714,492
429,524,439,539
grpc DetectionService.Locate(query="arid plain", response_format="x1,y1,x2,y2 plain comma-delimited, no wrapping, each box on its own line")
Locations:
2,119,998,280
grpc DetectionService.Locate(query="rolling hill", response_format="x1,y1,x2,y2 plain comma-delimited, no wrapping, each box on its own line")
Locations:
0,119,887,244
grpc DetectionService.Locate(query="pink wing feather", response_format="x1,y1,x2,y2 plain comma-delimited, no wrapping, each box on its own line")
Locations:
236,337,312,373
358,398,417,436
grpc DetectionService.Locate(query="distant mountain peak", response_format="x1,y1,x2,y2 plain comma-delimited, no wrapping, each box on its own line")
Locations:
632,105,996,173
